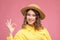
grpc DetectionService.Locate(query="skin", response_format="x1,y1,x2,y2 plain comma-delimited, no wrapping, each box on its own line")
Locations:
26,10,36,26
6,10,36,34
6,19,16,33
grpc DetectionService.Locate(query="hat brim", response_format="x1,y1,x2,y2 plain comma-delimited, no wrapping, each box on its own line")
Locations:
21,6,45,20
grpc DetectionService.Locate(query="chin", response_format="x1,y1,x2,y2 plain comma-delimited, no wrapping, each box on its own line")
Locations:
30,24,33,25
28,22,34,25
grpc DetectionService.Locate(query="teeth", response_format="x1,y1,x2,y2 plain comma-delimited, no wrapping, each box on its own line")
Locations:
29,20,33,21
28,19,34,22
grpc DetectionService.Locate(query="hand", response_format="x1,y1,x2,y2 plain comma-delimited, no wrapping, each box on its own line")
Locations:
6,19,16,34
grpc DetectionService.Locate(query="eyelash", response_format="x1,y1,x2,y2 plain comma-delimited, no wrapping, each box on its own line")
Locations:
27,14,30,16
27,14,36,17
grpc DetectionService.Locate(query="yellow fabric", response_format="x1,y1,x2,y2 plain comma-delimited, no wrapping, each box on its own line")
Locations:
7,24,51,40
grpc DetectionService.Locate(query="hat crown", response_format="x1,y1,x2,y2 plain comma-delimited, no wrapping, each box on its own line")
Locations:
28,4,41,9
21,4,45,20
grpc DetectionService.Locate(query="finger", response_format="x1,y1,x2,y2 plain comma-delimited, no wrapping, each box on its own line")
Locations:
10,18,12,24
12,23,17,28
6,19,10,25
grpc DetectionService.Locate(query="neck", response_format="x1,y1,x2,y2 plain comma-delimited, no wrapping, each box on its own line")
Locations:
28,24,34,27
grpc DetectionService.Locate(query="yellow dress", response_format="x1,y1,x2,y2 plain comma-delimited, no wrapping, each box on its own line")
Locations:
7,24,51,40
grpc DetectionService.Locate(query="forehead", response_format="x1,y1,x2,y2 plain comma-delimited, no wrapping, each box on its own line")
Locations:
27,10,36,15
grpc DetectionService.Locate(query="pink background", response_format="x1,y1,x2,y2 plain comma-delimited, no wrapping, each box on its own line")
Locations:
0,0,60,40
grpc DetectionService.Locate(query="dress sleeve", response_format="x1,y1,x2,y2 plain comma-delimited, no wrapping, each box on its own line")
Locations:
7,30,27,40
43,28,52,40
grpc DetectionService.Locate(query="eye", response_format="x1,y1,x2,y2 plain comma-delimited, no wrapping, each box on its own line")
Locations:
32,14,36,17
27,13,30,16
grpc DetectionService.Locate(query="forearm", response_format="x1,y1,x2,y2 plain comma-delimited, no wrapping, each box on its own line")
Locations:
7,33,13,40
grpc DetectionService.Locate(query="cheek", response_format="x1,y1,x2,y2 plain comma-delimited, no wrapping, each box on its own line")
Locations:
27,16,36,21
26,16,30,20
32,16,36,20
32,15,36,20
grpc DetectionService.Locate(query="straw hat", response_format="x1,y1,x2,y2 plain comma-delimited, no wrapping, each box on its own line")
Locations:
21,4,45,20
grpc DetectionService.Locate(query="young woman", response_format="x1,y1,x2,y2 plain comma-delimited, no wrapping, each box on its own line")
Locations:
6,4,51,40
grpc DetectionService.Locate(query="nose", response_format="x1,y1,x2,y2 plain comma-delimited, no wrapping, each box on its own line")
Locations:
29,15,33,19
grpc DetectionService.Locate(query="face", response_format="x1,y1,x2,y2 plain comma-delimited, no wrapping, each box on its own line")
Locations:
26,10,36,25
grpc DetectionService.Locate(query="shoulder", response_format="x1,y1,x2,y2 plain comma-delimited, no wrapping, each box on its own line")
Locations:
39,27,50,34
16,28,26,34
14,28,27,39
42,27,48,32
40,27,51,37
14,28,29,40
39,27,52,40
39,26,48,31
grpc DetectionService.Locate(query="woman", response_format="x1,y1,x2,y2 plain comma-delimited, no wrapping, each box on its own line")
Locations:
6,4,51,40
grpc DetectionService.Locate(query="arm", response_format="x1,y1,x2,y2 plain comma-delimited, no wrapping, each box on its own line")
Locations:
7,29,27,40
7,33,13,40
6,19,15,40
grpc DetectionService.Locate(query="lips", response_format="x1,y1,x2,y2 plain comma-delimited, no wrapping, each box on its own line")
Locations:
27,19,35,25
28,19,34,22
